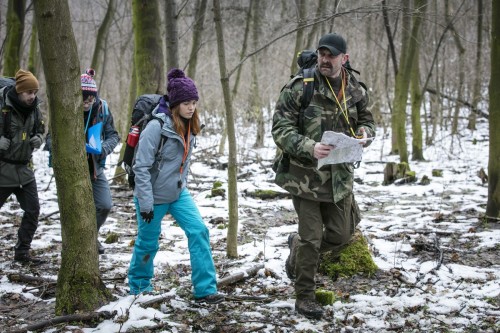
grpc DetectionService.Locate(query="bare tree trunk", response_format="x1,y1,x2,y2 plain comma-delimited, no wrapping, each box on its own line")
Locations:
445,0,465,136
132,0,164,95
392,0,425,163
3,0,25,76
34,0,111,315
410,50,425,161
381,0,398,76
410,0,427,161
213,0,239,258
165,0,179,70
391,0,410,157
28,23,39,75
290,0,306,76
305,0,327,49
487,0,500,220
231,0,252,98
251,0,264,148
187,0,208,80
468,0,483,131
114,63,138,185
91,0,116,74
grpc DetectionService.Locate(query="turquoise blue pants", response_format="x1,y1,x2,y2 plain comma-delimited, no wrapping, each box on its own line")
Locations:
128,188,217,298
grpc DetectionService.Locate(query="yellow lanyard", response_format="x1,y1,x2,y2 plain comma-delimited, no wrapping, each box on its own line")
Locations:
325,70,361,138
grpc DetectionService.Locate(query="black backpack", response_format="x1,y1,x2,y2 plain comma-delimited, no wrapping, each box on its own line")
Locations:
122,94,169,189
0,77,16,138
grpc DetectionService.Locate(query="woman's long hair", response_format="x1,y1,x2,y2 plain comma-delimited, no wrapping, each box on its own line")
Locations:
170,104,201,136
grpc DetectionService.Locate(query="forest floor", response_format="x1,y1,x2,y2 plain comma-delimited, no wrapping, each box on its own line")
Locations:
1,123,500,332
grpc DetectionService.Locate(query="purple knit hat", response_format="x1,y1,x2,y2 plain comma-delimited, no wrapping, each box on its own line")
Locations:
81,68,98,98
167,68,199,108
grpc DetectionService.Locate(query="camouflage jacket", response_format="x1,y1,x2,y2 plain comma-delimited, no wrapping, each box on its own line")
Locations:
271,67,375,203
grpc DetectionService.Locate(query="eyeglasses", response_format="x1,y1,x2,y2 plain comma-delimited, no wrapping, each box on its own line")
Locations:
83,96,95,104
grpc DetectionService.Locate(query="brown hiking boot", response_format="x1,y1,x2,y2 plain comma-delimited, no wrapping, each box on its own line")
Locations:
295,298,324,320
285,232,300,280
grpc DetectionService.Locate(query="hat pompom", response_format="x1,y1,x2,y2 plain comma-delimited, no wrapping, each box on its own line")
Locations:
167,68,185,82
86,68,95,77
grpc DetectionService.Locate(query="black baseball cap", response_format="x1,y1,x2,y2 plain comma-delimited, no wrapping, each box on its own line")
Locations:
317,33,347,56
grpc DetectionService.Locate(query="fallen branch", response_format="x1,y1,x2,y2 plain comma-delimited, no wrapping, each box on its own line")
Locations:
39,210,60,221
217,264,265,287
139,294,175,309
9,311,116,333
8,273,56,286
224,295,271,303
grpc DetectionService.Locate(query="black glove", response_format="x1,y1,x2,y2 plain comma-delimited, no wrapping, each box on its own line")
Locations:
0,136,11,151
30,135,42,149
140,211,154,223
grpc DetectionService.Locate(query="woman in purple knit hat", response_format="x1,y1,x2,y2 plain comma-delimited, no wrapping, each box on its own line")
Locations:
128,68,223,304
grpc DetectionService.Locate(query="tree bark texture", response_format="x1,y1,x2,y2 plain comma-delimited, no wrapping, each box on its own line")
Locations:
392,0,424,163
231,0,252,98
34,0,111,315
251,0,264,148
165,0,179,70
290,0,307,76
213,0,239,258
28,24,39,75
487,0,500,219
468,0,483,131
410,0,427,161
187,0,207,80
132,0,164,95
91,0,116,75
3,0,25,76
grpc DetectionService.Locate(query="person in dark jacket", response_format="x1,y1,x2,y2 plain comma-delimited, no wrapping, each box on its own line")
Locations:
0,69,45,265
128,68,223,304
80,69,120,254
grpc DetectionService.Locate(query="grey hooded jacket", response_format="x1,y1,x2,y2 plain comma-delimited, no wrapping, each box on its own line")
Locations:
133,109,195,213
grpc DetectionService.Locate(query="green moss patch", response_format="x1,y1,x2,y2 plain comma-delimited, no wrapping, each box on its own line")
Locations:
319,230,378,279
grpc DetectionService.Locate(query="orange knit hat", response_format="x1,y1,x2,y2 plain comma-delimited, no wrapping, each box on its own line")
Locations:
15,69,39,93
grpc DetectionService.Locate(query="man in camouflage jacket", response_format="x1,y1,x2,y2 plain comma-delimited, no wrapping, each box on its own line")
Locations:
272,33,375,319
0,70,45,265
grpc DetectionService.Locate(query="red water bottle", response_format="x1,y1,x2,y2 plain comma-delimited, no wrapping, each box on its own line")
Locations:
127,126,140,147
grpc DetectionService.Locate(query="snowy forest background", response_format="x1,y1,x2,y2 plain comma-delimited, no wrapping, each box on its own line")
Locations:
0,0,499,332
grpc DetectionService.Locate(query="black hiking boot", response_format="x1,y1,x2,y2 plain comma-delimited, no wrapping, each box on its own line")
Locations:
295,298,324,320
285,232,299,280
195,293,224,304
14,253,46,266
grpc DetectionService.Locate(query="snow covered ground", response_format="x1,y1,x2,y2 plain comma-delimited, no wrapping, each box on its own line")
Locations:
0,114,499,332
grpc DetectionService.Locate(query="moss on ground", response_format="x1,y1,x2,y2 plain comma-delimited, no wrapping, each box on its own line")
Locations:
319,230,378,279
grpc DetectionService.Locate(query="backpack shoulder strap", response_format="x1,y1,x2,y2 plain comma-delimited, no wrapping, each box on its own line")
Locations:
100,99,109,120
157,134,168,155
298,67,315,135
2,108,11,139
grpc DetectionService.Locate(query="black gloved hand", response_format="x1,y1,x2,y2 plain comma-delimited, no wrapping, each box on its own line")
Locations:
30,135,42,149
0,136,11,151
140,211,154,223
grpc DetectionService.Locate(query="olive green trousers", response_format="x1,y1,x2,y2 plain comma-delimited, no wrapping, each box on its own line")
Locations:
291,193,360,300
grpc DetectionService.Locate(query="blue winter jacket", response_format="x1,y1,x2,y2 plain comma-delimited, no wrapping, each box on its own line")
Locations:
133,108,195,213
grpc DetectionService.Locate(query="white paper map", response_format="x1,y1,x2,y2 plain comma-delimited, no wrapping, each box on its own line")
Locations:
317,131,372,168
